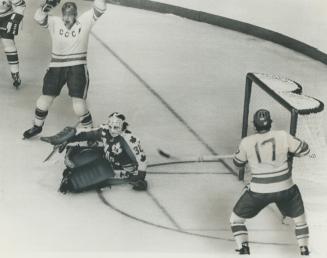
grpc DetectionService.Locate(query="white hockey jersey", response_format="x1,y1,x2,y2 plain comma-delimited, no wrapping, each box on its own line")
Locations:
234,130,309,193
34,3,106,67
0,0,25,18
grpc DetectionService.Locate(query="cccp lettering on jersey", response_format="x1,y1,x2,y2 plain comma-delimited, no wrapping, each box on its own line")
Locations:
59,29,77,38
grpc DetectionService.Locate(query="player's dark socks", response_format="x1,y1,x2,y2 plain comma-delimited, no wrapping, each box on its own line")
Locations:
23,125,42,139
300,246,309,256
235,242,250,255
34,108,48,126
11,72,21,89
80,111,93,127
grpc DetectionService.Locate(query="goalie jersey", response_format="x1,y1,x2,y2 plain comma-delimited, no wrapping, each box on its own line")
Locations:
34,3,106,67
73,124,147,174
234,130,309,193
0,0,25,18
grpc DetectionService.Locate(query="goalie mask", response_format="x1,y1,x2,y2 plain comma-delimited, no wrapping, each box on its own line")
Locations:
107,112,128,137
253,109,272,132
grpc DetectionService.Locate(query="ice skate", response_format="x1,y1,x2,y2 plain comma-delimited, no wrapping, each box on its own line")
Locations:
235,243,250,255
11,72,21,89
300,246,309,256
23,125,42,139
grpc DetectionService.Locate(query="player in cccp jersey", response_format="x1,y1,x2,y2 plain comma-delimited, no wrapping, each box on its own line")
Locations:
231,109,310,255
0,0,26,88
23,0,107,139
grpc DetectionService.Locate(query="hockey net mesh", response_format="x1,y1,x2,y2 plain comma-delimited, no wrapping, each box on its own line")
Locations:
247,73,327,183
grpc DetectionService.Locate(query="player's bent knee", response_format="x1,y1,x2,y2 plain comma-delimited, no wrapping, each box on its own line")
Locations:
230,212,246,224
293,213,307,225
1,38,16,51
72,97,88,116
36,95,55,111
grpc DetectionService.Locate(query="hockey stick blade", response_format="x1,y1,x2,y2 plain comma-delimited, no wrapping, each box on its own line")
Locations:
43,145,60,162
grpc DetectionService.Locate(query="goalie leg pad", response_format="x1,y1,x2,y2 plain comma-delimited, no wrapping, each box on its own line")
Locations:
68,158,115,193
64,146,103,168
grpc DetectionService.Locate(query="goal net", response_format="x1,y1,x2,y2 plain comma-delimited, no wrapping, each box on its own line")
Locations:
240,72,326,182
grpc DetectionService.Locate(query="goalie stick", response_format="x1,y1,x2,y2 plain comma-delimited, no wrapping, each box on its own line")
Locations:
43,121,80,162
157,149,233,162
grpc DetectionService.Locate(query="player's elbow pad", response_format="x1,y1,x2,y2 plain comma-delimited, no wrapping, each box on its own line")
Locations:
295,142,310,157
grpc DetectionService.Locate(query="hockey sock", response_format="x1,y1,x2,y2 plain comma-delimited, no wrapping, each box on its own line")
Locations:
293,214,309,247
231,223,249,249
34,108,48,127
79,111,93,127
5,50,19,73
72,98,93,127
230,212,248,249
2,38,19,73
34,95,55,126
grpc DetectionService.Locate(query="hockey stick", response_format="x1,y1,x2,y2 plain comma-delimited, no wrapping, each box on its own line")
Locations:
43,142,67,162
43,121,80,162
157,149,234,162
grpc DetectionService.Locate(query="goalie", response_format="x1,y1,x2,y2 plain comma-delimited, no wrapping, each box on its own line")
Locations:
41,112,148,193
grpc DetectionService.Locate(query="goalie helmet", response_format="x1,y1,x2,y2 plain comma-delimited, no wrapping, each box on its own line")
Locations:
62,1,77,17
107,112,128,137
253,109,272,132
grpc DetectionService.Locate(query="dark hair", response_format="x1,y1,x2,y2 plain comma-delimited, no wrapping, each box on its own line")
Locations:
253,109,272,132
62,2,78,16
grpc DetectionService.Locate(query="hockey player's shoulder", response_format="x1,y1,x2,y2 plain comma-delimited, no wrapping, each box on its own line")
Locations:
271,130,289,138
122,130,140,144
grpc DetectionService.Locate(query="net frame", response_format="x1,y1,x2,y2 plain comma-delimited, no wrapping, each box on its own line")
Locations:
239,72,325,180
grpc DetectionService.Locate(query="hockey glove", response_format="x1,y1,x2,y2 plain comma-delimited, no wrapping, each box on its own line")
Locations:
40,126,77,146
6,13,23,35
41,0,61,13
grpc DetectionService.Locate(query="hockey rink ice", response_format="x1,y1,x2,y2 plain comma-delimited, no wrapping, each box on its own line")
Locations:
1,1,327,258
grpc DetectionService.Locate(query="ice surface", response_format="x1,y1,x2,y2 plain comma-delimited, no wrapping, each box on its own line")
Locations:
0,1,326,258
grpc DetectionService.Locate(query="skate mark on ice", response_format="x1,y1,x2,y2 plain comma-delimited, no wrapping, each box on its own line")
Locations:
146,189,182,230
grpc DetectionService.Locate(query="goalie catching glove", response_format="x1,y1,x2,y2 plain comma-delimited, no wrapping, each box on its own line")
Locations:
41,0,61,13
40,126,76,146
6,13,23,35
